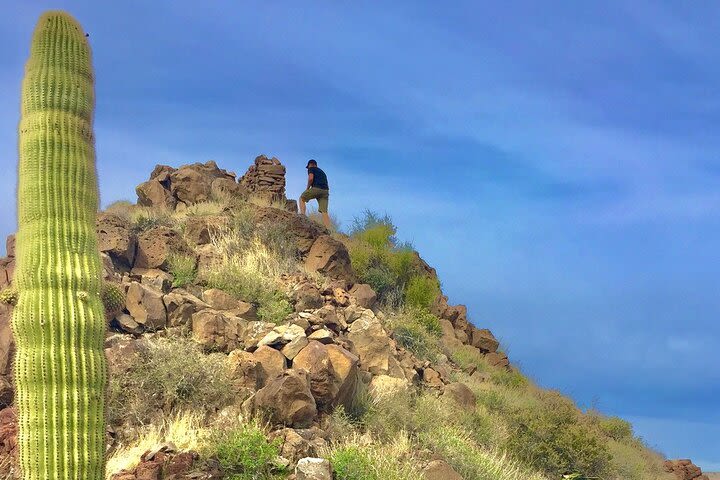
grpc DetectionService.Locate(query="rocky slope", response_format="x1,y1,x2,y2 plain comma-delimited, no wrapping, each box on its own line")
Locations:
0,156,706,480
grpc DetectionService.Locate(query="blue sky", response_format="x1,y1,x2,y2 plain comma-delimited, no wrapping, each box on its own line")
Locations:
1,0,719,470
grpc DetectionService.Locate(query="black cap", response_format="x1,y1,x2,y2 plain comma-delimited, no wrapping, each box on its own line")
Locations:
306,159,317,168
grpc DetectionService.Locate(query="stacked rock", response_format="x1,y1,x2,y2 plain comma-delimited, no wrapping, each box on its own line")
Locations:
239,155,288,205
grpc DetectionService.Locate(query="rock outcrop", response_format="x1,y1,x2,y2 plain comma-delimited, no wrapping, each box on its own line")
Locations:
664,459,710,480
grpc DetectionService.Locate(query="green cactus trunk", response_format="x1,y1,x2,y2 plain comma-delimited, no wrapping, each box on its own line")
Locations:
13,11,107,479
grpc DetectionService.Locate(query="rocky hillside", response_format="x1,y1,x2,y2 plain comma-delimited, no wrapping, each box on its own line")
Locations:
0,156,706,480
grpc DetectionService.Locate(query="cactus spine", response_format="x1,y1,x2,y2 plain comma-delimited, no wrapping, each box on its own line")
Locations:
13,11,107,479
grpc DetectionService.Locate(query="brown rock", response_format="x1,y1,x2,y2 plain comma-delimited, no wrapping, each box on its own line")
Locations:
96,213,137,270
5,235,14,258
134,226,189,270
305,235,354,284
191,309,245,352
253,345,287,386
293,283,324,312
202,288,239,310
125,282,167,331
0,258,15,289
105,336,149,375
0,376,12,409
423,460,462,480
443,382,477,411
485,351,510,368
170,168,211,205
423,368,444,387
131,267,173,293
185,215,228,245
253,206,324,255
226,349,263,392
471,327,499,353
292,341,339,410
136,178,176,210
242,321,277,350
325,344,360,409
347,314,396,375
349,284,377,309
251,370,317,428
0,407,18,461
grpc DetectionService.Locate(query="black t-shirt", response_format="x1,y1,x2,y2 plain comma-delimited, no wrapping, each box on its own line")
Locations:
308,166,329,190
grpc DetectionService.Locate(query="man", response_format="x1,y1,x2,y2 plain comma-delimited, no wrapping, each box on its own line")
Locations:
299,159,331,229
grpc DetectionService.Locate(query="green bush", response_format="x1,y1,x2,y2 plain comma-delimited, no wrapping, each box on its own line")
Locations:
387,308,442,361
107,336,234,426
490,368,528,390
404,275,440,310
347,211,427,305
504,390,611,478
597,415,633,441
168,253,197,287
331,445,376,480
257,294,293,323
211,423,284,480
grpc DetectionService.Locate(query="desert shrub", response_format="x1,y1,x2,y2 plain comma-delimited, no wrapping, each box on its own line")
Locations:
203,233,296,320
597,415,633,441
450,344,491,372
361,388,416,441
490,367,528,389
210,423,285,480
168,253,197,287
104,199,135,219
107,336,234,426
106,412,209,478
605,438,674,480
130,207,173,232
327,434,421,480
255,222,298,263
347,211,426,305
404,275,440,310
256,294,293,323
418,424,547,480
387,308,441,361
330,445,375,480
503,390,611,478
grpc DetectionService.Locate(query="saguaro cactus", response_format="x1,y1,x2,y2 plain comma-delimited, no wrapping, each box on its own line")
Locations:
13,11,107,479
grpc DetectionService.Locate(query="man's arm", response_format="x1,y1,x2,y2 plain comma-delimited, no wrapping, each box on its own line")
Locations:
307,173,314,189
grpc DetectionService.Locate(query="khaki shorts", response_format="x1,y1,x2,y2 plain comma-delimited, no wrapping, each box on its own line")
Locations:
300,187,330,213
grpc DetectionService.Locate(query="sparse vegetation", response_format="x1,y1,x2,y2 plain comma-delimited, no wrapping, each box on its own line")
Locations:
107,336,234,427
386,308,442,361
208,421,285,480
168,252,198,287
346,211,430,306
404,275,441,310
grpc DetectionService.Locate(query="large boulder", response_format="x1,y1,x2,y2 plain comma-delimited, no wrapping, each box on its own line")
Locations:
169,161,236,206
202,288,239,310
470,327,499,353
136,178,176,210
191,309,246,352
349,284,377,309
292,341,339,411
325,344,360,409
253,206,325,255
96,213,136,270
442,382,477,411
252,345,287,387
226,349,263,392
292,283,324,312
305,235,354,284
163,289,208,327
347,313,397,375
250,370,317,428
125,282,167,331
134,226,190,270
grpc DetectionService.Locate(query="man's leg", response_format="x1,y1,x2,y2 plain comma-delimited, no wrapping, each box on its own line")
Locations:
321,212,331,229
299,197,306,215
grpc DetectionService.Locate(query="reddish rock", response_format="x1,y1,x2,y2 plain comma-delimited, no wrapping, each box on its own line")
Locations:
470,327,499,353
349,283,377,309
96,212,137,270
